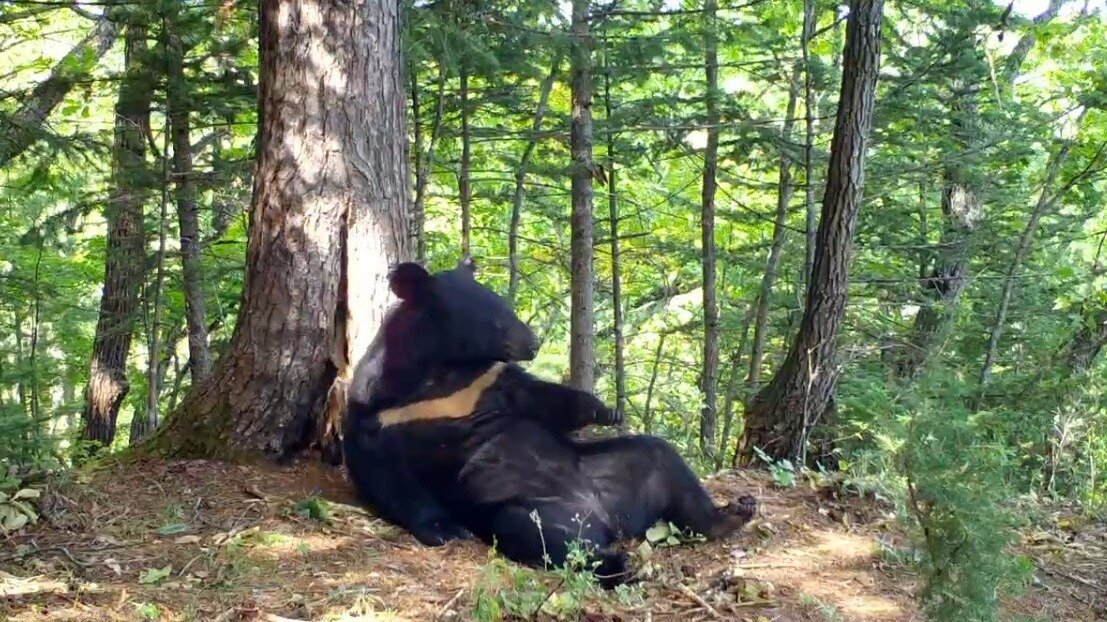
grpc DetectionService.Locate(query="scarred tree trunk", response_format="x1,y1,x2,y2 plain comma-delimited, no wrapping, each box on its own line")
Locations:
153,0,409,459
81,22,152,452
738,0,883,465
895,3,1062,380
699,0,720,459
569,0,596,392
165,6,213,383
894,91,979,379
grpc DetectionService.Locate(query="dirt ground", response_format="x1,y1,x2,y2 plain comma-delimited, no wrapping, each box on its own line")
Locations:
1,457,1103,621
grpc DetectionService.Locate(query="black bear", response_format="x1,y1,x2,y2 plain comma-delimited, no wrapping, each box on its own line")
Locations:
344,258,757,587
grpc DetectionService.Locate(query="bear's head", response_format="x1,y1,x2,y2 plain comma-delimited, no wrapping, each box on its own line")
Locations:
350,257,539,405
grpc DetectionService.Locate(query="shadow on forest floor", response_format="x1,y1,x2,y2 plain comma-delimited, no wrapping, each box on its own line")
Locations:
1,457,1102,621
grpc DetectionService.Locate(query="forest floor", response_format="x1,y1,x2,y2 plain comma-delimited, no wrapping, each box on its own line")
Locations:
1,457,1104,622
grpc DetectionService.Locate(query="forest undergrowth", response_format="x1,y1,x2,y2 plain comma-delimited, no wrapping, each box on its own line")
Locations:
1,458,1103,622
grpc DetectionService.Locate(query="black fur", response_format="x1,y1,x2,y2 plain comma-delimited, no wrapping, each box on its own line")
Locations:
344,259,757,588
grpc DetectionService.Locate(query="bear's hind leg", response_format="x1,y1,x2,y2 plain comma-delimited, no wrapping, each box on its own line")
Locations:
581,435,758,541
485,503,629,589
620,436,757,540
651,442,757,539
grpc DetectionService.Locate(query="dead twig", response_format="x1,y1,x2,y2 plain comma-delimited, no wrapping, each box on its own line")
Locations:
435,588,465,621
677,583,723,619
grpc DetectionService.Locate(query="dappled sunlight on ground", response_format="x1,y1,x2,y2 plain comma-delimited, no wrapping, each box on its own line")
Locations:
0,457,1101,621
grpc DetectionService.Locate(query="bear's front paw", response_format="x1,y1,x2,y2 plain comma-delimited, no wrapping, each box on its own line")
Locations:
581,395,622,427
410,519,471,547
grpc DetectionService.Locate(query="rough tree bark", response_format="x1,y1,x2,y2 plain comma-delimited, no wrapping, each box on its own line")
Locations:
508,53,561,306
0,13,117,167
81,22,152,452
569,0,596,392
738,0,883,465
153,0,410,459
698,0,720,459
165,6,213,383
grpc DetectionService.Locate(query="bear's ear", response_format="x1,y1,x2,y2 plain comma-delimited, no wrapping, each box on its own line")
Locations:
457,256,477,276
389,262,432,301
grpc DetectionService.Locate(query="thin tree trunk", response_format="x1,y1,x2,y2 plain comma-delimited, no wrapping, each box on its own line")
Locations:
28,244,44,425
738,0,883,465
165,6,213,383
167,352,184,414
979,131,1099,397
801,0,817,289
459,62,472,256
604,48,626,427
643,333,667,435
508,53,561,306
134,129,170,444
154,0,410,459
698,0,720,460
81,22,152,452
411,61,446,262
719,302,754,468
747,66,801,392
0,14,118,167
569,0,596,392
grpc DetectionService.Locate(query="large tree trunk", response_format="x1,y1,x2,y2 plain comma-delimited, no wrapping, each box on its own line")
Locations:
165,6,213,384
569,0,596,392
153,0,410,459
81,23,152,452
0,14,117,167
738,0,883,465
698,0,720,460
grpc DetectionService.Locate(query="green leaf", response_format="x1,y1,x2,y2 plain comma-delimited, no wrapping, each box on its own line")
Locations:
1,508,30,532
157,523,189,536
645,523,670,544
138,565,172,585
12,488,40,501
